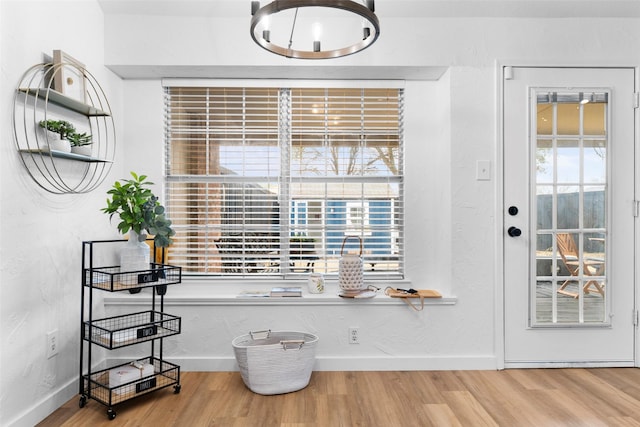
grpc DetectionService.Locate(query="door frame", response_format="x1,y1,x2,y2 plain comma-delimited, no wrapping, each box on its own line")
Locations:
497,62,640,369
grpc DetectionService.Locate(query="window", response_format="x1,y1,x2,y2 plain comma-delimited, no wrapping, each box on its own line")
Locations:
164,85,404,279
345,201,371,236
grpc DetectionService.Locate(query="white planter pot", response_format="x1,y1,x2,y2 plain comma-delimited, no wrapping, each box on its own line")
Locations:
71,145,92,156
120,230,151,273
49,138,71,153
39,129,71,152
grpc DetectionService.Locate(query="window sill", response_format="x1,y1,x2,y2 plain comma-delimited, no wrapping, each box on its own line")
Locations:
103,279,457,307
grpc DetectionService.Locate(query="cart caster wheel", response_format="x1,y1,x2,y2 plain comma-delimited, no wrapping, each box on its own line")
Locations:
174,384,181,394
79,395,87,408
107,408,116,420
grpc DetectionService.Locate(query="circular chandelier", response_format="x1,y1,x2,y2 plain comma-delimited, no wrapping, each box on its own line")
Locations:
250,0,380,59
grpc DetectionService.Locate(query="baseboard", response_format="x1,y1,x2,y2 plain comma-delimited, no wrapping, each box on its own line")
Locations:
504,360,635,369
6,377,78,427
108,355,499,372
7,359,110,427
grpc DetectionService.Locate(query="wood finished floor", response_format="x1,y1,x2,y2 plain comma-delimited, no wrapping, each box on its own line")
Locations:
38,369,640,426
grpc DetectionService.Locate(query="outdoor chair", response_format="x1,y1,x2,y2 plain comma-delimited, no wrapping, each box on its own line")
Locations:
556,233,605,298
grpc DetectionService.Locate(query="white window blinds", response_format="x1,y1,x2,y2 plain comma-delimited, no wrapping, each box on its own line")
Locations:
164,86,404,279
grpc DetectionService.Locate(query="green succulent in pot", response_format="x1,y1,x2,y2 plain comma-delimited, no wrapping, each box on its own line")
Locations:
102,171,175,248
67,131,92,147
38,119,75,140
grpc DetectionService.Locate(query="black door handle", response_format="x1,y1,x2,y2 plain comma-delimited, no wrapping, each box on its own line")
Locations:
508,226,522,237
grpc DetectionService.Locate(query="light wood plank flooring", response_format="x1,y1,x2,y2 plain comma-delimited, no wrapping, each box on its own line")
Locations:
38,369,640,426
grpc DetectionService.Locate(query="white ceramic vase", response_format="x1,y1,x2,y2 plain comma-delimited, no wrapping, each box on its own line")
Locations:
120,230,150,273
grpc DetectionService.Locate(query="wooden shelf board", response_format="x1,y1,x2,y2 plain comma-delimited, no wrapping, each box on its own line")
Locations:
19,148,112,163
18,87,110,117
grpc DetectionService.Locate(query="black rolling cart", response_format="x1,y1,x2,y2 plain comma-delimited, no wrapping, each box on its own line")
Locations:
79,239,182,420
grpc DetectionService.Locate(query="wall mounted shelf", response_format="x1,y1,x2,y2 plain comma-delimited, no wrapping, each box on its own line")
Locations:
13,61,116,194
17,87,111,117
18,148,113,163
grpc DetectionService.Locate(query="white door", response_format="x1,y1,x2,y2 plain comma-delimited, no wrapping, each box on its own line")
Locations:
504,67,636,366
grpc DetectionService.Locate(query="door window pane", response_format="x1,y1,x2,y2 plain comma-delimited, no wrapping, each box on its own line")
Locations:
583,139,606,184
557,102,580,135
536,139,553,183
556,139,580,183
556,186,579,230
537,104,553,135
584,102,606,135
584,186,606,229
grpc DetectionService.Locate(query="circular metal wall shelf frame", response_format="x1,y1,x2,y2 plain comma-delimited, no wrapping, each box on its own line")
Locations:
13,62,116,194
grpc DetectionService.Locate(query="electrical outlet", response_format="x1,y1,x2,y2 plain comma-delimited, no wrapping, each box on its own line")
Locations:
46,329,58,358
349,327,359,344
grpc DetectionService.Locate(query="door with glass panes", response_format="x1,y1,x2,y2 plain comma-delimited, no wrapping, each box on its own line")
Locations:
504,67,636,366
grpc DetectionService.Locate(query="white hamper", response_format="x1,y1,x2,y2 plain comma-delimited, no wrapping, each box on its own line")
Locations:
232,330,318,395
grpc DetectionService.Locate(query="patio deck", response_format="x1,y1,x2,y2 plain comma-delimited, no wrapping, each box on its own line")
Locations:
535,281,606,324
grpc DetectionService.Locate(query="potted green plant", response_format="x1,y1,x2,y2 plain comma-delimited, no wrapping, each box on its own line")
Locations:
38,119,75,152
102,172,175,274
68,131,93,156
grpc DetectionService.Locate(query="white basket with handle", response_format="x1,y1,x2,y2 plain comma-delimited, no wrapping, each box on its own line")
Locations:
338,236,365,294
232,330,318,395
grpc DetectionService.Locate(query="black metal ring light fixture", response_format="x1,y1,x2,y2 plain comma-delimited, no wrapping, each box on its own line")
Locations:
250,0,380,59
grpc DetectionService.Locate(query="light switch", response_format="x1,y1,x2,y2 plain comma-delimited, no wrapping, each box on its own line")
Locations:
476,160,491,181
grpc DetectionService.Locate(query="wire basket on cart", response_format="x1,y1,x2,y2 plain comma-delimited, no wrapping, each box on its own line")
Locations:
232,330,318,395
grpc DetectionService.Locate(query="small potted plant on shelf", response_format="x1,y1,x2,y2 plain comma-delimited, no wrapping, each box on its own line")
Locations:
102,172,175,278
67,131,93,156
38,119,75,153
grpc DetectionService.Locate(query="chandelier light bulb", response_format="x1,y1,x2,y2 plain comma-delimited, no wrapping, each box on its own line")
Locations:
312,22,322,42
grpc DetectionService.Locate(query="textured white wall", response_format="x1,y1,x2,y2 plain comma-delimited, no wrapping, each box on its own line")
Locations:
0,2,124,426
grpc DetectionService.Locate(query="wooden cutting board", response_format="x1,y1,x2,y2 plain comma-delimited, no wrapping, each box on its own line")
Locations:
385,289,442,299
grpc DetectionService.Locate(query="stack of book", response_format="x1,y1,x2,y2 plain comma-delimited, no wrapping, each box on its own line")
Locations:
269,286,302,297
236,290,270,298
